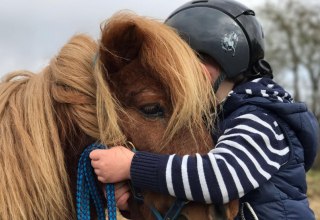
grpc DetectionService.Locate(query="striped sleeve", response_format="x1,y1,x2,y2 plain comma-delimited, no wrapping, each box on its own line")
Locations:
130,111,290,204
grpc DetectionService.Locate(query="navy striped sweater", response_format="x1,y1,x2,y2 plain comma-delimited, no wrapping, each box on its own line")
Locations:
130,78,292,204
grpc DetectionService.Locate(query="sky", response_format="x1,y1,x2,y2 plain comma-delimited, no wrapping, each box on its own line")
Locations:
0,0,263,77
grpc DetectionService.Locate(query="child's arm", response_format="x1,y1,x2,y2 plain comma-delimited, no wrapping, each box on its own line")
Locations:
90,111,290,204
130,111,290,204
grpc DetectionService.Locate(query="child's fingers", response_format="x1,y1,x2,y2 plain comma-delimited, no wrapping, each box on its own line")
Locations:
93,168,101,176
89,149,104,160
114,182,131,210
97,176,107,183
116,191,130,211
115,183,130,201
91,159,100,168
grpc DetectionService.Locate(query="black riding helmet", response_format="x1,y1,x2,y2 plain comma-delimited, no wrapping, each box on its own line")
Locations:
165,0,272,81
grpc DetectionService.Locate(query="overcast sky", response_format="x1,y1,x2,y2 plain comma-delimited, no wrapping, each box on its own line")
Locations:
0,0,263,77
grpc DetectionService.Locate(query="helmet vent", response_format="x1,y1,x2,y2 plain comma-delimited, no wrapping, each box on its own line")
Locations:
191,0,208,4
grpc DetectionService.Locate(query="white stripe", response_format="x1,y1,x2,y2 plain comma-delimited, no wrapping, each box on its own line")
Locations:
214,140,271,179
277,96,284,102
235,113,284,140
226,124,289,155
273,91,279,96
267,84,274,88
251,78,262,83
208,153,229,203
218,133,281,168
214,149,259,190
215,154,246,198
245,89,252,95
261,90,269,97
196,154,212,203
181,155,193,200
166,155,175,196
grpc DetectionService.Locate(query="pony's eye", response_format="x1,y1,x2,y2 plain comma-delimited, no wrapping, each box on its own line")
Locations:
139,104,164,118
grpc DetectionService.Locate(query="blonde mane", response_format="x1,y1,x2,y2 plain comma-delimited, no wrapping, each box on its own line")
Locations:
0,35,124,220
98,12,217,148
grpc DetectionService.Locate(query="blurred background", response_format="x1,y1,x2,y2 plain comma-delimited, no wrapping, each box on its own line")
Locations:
1,0,319,218
257,2,320,217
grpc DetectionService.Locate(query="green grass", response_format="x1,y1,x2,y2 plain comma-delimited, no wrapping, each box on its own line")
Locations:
307,169,320,219
307,169,320,196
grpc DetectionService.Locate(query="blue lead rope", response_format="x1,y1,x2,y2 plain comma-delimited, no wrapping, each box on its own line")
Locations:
76,143,117,220
105,184,117,219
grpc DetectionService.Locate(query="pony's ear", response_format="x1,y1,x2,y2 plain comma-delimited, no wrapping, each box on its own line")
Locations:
99,20,144,74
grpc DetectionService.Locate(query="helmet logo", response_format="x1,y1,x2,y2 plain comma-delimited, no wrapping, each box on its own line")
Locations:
221,32,238,56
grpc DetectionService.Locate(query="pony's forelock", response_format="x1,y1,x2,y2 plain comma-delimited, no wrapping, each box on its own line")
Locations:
99,12,217,149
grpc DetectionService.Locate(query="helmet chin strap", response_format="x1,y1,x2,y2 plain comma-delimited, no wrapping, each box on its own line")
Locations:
213,72,226,93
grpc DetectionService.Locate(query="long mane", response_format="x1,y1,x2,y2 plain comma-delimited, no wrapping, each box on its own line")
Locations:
0,35,124,219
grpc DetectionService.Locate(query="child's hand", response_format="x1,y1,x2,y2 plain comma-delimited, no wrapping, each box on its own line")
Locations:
115,182,130,211
89,146,134,183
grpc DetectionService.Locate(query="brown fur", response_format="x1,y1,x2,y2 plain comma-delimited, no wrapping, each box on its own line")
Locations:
98,12,238,219
0,11,238,220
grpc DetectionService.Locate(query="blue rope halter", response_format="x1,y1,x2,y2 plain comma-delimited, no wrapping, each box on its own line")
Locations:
76,143,117,220
131,184,188,220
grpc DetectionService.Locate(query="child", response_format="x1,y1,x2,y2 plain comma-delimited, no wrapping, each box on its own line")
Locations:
90,0,319,219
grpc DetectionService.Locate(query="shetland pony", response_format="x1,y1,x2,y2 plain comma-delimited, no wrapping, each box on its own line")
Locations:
97,12,238,219
0,12,238,220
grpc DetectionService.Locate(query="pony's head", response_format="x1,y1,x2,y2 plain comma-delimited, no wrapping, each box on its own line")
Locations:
98,12,216,154
97,12,238,219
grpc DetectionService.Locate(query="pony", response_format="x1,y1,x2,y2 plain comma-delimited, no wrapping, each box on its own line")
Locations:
97,12,214,219
0,12,238,220
97,12,238,219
